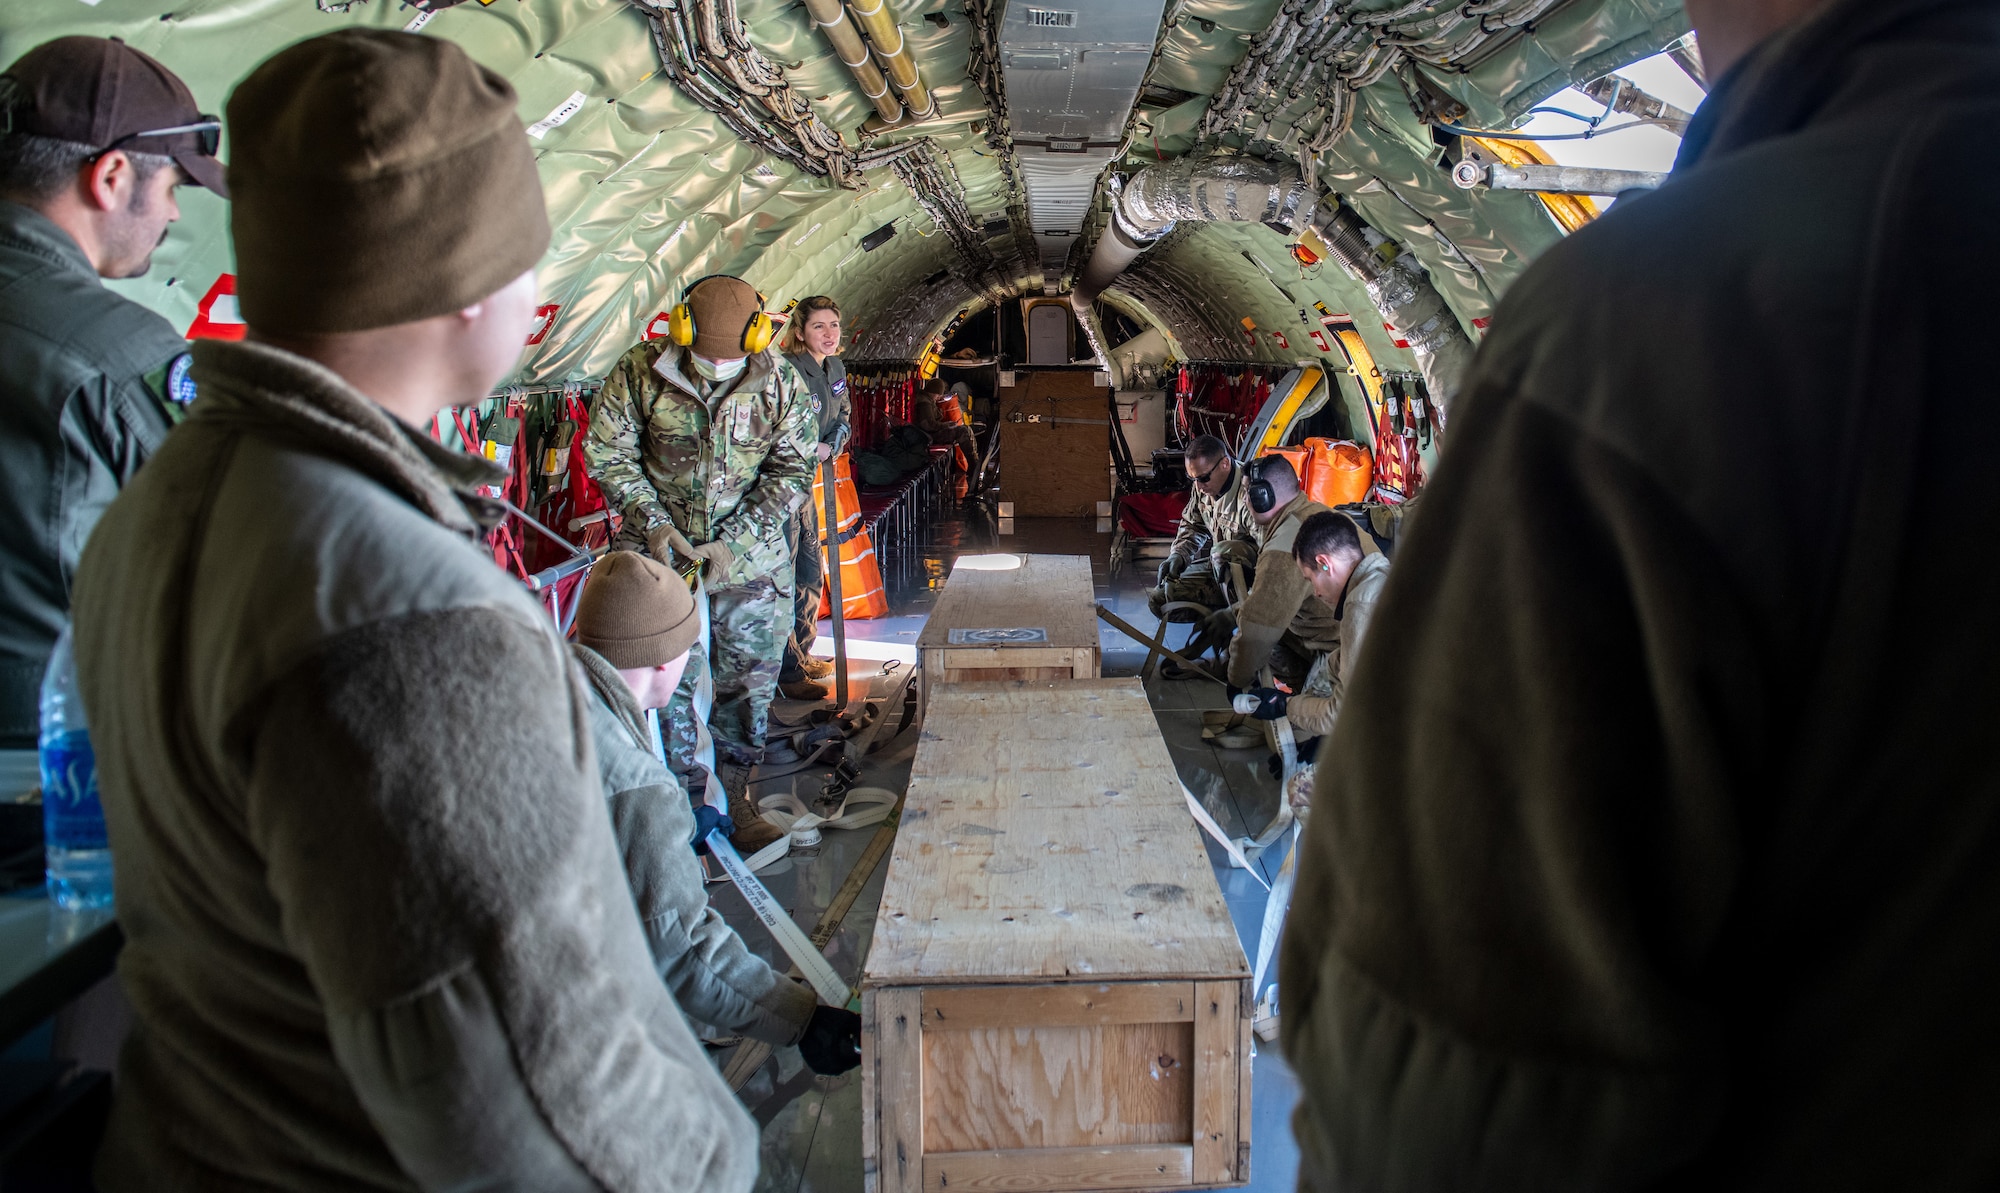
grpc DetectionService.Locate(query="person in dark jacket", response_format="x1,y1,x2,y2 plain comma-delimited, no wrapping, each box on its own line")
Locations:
0,37,225,747
779,294,848,699
1281,0,2000,1188
568,548,860,1073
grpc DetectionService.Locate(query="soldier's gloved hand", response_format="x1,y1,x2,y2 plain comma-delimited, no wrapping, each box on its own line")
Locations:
1154,555,1182,587
798,1005,863,1076
690,805,735,855
687,539,736,576
647,522,700,568
1245,687,1288,720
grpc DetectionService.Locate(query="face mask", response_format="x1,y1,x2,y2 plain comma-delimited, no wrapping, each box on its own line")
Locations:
691,354,746,382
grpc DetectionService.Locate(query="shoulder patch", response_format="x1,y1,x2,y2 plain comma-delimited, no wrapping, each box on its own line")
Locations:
167,353,197,407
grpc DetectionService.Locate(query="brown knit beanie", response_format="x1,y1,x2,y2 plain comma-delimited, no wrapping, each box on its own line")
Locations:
575,551,701,670
225,30,551,335
687,275,765,360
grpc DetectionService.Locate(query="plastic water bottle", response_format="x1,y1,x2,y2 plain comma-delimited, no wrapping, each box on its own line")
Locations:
40,626,112,911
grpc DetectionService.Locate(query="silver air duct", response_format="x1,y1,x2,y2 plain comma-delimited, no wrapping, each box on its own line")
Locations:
1073,156,1475,413
1316,206,1476,421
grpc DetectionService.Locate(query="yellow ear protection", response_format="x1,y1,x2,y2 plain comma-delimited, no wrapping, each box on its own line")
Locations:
669,274,776,354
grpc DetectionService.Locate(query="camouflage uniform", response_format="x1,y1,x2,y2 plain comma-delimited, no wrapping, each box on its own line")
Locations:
584,341,817,769
1149,460,1259,620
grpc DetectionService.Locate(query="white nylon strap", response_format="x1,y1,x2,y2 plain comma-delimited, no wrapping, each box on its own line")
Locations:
706,831,850,1005
1181,782,1269,891
1251,823,1299,995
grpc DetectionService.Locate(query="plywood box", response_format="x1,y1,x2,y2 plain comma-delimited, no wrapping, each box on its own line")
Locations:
862,680,1253,1193
917,555,1100,702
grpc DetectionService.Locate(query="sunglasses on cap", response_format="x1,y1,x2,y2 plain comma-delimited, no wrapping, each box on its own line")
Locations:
95,116,221,160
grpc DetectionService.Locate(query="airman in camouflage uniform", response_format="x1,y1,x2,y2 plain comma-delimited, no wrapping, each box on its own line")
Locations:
1149,435,1258,622
584,326,817,774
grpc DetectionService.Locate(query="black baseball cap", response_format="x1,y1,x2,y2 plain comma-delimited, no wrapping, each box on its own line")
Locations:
1,36,227,197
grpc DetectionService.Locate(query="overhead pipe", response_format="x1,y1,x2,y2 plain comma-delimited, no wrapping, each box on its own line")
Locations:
1072,156,1478,414
1450,159,1668,196
802,0,905,125
1313,205,1476,421
845,0,936,120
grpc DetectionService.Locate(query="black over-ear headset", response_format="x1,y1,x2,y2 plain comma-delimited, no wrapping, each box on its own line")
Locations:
1245,456,1279,514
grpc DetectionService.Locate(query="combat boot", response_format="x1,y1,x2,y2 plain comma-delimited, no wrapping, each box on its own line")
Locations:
800,655,835,679
723,768,783,851
780,675,831,701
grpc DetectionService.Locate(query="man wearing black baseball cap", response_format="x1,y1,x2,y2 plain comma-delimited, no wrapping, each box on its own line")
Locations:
0,36,226,750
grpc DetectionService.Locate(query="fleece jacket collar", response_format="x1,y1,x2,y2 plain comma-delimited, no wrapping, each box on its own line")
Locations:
186,338,507,538
1677,0,1971,171
571,642,651,751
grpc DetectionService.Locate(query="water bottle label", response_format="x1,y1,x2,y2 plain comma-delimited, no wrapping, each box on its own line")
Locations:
41,731,106,850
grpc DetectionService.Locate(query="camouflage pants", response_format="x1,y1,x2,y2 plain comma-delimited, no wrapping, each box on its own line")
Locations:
619,525,792,774
781,504,823,681
662,575,789,770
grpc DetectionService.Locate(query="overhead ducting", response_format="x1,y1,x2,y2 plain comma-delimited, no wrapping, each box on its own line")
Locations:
997,0,1171,279
1074,156,1476,414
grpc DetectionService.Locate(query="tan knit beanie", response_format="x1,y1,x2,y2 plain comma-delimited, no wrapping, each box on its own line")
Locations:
687,276,765,360
575,551,701,670
225,30,551,335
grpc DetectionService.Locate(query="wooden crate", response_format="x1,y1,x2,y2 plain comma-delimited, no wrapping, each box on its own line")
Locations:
862,680,1253,1193
916,555,1100,704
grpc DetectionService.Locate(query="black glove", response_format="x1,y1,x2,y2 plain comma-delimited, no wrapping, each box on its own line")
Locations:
1246,687,1288,720
690,805,735,856
1155,554,1187,586
1225,685,1243,701
798,1004,862,1076
1296,734,1323,766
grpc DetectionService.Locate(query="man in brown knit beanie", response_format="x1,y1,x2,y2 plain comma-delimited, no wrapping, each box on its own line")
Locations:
569,550,860,1076
70,30,757,1192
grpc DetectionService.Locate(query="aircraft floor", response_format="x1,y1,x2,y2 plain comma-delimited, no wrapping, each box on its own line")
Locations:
710,512,1304,1193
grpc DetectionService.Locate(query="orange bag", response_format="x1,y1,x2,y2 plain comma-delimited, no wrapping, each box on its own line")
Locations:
1302,438,1373,506
1264,446,1311,487
811,452,862,539
816,527,889,620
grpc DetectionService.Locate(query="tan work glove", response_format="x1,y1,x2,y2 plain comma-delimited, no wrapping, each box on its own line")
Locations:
685,539,736,576
646,522,699,568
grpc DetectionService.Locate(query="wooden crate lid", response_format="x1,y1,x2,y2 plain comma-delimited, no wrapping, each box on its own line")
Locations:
915,554,1099,654
865,679,1250,986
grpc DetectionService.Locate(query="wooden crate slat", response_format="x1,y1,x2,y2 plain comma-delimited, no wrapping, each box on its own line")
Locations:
923,1144,1195,1192
922,982,1195,1028
1192,980,1246,1186
871,987,925,1193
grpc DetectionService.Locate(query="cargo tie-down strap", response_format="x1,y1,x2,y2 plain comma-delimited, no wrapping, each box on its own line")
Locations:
703,830,851,1006
648,663,916,1014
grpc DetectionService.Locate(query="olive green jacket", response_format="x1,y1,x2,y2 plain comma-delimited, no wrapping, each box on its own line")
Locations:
584,341,817,584
783,349,849,448
72,340,756,1193
572,643,818,1044
1168,459,1257,572
0,200,189,746
1283,1,2000,1187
